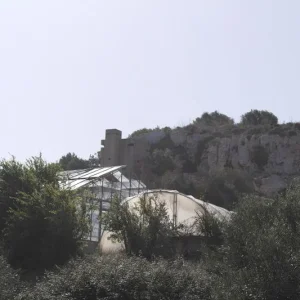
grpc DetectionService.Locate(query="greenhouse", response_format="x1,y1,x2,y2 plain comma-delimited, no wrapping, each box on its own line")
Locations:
59,166,146,241
99,189,231,254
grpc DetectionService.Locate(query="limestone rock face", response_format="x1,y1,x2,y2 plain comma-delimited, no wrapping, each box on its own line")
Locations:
253,175,287,197
134,125,300,196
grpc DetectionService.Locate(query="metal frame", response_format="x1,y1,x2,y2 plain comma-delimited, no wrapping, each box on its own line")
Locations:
59,165,146,242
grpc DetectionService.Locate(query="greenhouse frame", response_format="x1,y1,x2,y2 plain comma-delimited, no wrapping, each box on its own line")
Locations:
59,165,146,241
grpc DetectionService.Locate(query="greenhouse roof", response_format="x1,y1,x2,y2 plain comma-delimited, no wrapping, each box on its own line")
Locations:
59,166,146,191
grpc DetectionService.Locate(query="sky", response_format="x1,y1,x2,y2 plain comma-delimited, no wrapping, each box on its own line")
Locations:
0,1,299,162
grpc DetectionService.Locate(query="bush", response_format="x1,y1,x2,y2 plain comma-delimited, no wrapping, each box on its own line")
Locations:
0,156,91,273
19,255,212,300
194,111,234,126
129,127,161,138
0,255,23,300
241,110,278,126
3,186,91,272
213,183,300,299
150,149,175,176
102,195,176,259
59,152,90,171
0,156,60,233
203,174,238,210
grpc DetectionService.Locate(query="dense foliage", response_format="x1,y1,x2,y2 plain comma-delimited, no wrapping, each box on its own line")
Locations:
0,255,22,300
193,111,234,126
216,182,300,299
0,156,91,273
18,255,212,300
1,179,300,299
241,109,278,126
102,195,176,258
59,152,90,170
129,126,171,138
0,156,60,232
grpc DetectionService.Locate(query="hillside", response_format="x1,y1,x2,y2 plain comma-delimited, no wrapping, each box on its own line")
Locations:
130,112,300,209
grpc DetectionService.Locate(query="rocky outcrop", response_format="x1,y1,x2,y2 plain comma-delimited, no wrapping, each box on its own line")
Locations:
133,123,300,197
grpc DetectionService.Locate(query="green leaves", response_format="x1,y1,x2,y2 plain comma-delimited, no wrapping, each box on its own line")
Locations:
20,255,212,300
0,155,91,273
214,184,300,299
102,195,176,258
58,153,90,171
241,109,278,126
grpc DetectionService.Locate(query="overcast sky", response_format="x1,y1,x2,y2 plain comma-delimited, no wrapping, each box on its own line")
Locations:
0,1,299,162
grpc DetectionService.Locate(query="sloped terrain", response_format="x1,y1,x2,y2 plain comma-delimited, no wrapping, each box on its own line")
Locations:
132,120,300,208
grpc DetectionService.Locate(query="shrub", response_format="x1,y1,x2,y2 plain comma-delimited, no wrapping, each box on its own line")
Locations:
241,109,278,126
0,156,60,233
269,126,286,137
150,149,175,176
19,255,213,300
288,130,297,137
194,111,234,126
3,186,91,272
59,152,90,171
0,156,91,273
101,195,176,259
193,206,225,250
129,127,161,138
150,133,175,151
213,183,300,299
0,255,23,300
203,175,238,210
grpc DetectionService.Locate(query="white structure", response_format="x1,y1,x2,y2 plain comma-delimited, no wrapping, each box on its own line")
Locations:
59,166,146,241
99,189,231,254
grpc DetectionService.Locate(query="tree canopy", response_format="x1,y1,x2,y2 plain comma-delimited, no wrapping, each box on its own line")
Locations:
193,111,234,126
0,155,91,272
240,109,278,126
59,152,90,171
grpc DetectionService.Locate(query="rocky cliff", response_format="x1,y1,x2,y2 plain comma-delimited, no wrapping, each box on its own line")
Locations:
132,122,300,204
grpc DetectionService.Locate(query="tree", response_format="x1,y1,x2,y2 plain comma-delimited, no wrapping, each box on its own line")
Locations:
0,156,91,272
59,152,90,171
129,128,156,138
193,111,234,126
240,109,278,126
102,195,176,259
0,155,60,233
215,182,300,299
88,153,100,168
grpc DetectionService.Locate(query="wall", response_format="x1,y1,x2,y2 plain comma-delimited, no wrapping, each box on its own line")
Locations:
100,125,300,197
100,129,150,175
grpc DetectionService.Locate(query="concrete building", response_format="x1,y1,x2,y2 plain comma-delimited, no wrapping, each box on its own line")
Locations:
99,129,149,177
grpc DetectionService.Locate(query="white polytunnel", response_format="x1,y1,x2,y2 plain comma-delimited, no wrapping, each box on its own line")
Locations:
99,189,231,254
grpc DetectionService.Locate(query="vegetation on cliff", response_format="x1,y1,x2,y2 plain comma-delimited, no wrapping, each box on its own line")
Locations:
129,110,300,209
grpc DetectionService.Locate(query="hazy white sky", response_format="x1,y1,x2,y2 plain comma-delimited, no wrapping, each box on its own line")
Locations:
0,1,299,162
